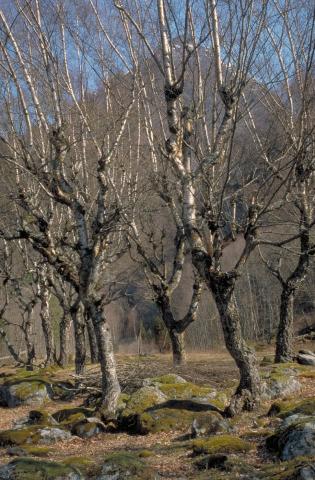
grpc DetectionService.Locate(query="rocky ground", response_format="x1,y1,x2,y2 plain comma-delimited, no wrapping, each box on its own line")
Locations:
0,345,314,479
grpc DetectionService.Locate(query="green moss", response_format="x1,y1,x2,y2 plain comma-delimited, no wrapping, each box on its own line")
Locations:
146,374,187,385
261,356,274,366
207,391,229,410
62,456,94,474
102,452,155,480
192,435,252,455
2,372,51,386
60,413,86,429
138,450,154,458
138,409,227,435
21,446,52,457
139,408,194,433
261,456,315,479
242,428,273,439
0,427,40,446
262,363,298,381
299,371,315,379
1,458,82,480
269,399,315,418
121,386,166,419
116,393,130,412
28,410,56,426
158,382,214,399
15,382,45,399
52,407,94,423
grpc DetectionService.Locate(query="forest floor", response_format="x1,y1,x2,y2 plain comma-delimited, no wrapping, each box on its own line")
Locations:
0,340,314,479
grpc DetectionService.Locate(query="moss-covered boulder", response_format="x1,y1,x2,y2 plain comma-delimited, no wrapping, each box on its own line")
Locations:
262,364,301,400
97,452,156,480
119,386,167,431
194,453,228,471
0,426,71,447
52,407,94,424
142,374,228,406
266,415,315,460
119,377,229,433
261,457,315,479
50,381,77,401
62,457,95,477
192,435,252,455
139,408,217,434
0,458,83,480
71,417,106,438
157,381,215,400
269,399,315,419
7,446,52,458
27,410,58,426
0,380,51,407
33,427,72,445
143,374,187,386
0,427,40,446
191,412,231,437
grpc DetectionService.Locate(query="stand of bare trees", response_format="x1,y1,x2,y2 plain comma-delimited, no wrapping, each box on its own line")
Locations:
0,0,313,416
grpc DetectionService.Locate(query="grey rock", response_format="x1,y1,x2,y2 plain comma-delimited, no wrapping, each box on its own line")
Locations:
6,446,28,457
12,416,29,429
71,417,106,438
142,374,187,387
297,354,315,366
0,458,83,480
97,453,157,480
262,369,301,400
267,415,315,460
28,409,59,426
36,427,72,445
191,412,230,437
298,464,315,480
0,381,50,407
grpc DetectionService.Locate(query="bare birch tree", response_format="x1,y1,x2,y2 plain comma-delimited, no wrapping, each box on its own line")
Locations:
257,1,315,362
0,0,141,411
114,0,311,414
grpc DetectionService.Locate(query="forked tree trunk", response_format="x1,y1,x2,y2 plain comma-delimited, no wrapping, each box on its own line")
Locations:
86,314,99,363
169,329,186,366
157,294,188,366
213,291,261,416
70,302,86,376
85,299,120,413
275,288,295,363
58,312,71,367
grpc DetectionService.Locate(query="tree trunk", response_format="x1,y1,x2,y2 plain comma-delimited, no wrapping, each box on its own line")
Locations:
23,301,36,370
157,293,188,366
70,302,86,375
58,311,71,367
209,275,261,416
274,228,310,363
86,314,99,363
275,288,294,363
85,300,120,413
169,329,186,366
39,285,55,366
